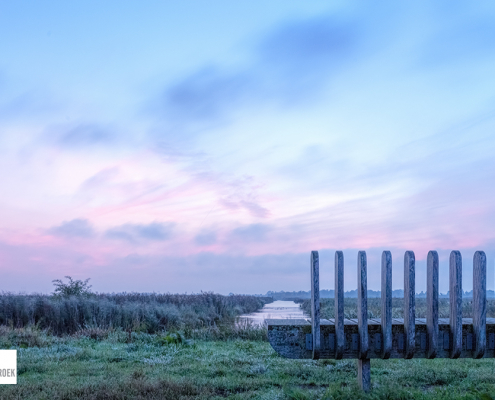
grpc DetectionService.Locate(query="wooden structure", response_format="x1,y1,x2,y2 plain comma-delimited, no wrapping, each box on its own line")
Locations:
267,250,493,392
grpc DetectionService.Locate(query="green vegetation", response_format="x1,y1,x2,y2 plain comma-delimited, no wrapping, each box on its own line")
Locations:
300,298,495,320
0,292,271,335
0,326,495,399
1,292,494,398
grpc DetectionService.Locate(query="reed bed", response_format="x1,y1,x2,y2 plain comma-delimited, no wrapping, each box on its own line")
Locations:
0,292,272,336
299,298,495,320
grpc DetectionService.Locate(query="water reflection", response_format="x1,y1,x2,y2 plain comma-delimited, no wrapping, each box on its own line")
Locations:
238,300,308,325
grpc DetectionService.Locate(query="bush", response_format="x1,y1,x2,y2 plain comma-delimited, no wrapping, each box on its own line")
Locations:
52,276,92,297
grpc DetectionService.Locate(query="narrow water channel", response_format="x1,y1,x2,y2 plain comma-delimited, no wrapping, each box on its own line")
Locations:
238,300,308,325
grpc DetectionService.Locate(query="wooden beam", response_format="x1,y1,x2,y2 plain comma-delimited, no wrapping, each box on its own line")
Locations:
311,250,320,360
335,251,344,359
404,251,415,359
426,250,438,359
381,251,392,359
473,251,486,359
449,250,462,359
267,318,495,359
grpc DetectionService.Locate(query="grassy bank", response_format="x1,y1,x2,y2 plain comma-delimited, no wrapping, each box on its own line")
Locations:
0,327,494,399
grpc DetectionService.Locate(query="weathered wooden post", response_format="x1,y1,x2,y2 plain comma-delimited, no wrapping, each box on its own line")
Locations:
381,251,392,359
404,251,415,359
311,250,320,360
473,251,486,359
357,251,370,391
450,250,462,359
335,251,344,359
426,250,438,358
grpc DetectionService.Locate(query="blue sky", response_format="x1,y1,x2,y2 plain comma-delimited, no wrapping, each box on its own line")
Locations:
1,1,495,294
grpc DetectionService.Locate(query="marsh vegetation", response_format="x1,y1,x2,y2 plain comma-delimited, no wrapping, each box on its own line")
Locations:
1,290,495,398
299,298,495,320
0,291,271,336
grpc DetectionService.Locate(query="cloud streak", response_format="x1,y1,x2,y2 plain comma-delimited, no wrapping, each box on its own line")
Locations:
47,219,95,239
105,222,175,243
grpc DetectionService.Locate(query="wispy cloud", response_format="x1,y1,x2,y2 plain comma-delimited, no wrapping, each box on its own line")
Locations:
152,13,369,138
219,197,270,218
58,123,115,148
105,222,175,243
229,223,272,243
47,219,95,239
194,230,217,246
163,68,253,124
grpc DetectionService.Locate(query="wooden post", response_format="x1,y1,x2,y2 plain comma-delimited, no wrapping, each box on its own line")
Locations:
381,251,392,359
473,251,486,359
311,251,320,360
404,251,415,359
449,250,462,359
426,250,438,358
335,251,344,359
358,359,370,392
357,251,370,392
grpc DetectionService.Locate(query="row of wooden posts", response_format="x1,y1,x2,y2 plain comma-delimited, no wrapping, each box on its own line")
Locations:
308,250,487,391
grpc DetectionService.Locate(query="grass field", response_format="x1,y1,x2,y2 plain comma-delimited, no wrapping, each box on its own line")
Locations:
0,327,495,399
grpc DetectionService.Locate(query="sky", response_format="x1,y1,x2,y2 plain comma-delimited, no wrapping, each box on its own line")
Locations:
1,1,495,295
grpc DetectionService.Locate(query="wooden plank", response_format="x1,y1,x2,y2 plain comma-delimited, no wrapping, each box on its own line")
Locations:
311,251,320,360
266,319,310,325
450,250,462,358
335,251,345,359
357,251,369,360
268,319,495,328
404,251,415,359
473,251,486,359
427,250,438,359
270,318,495,326
267,318,495,360
381,250,392,359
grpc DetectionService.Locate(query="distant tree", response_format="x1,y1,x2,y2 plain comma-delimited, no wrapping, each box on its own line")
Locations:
52,276,92,297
